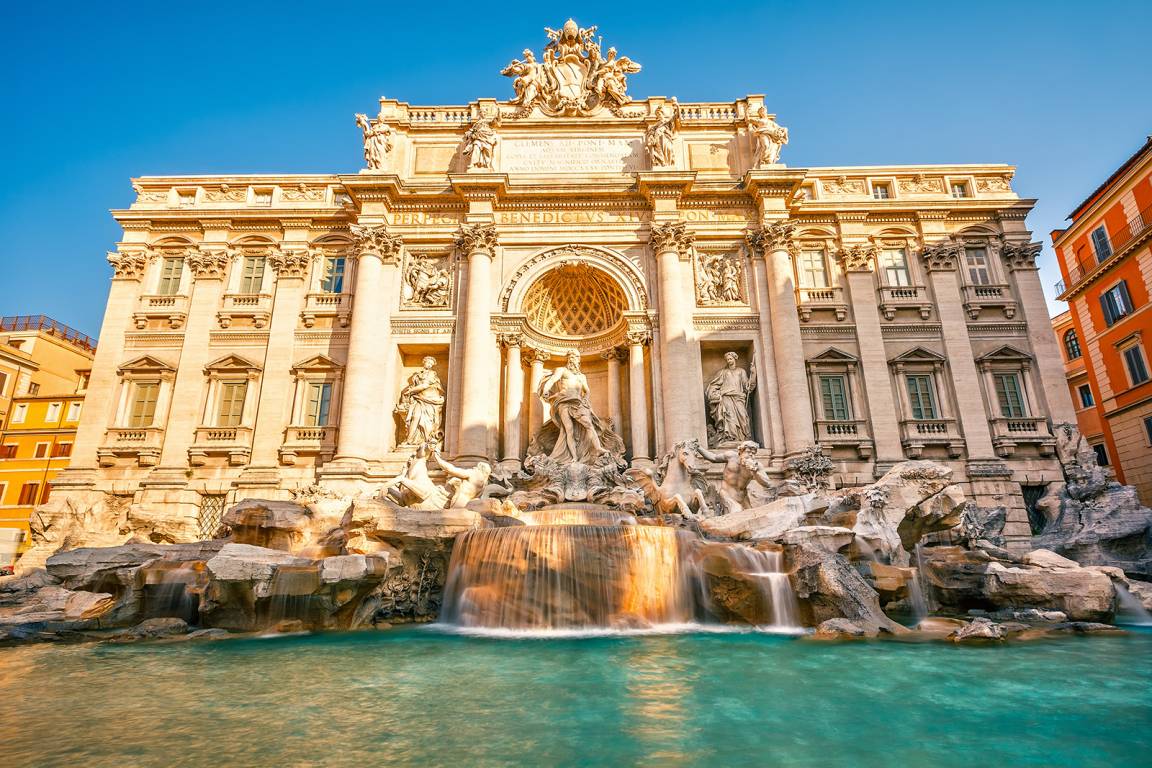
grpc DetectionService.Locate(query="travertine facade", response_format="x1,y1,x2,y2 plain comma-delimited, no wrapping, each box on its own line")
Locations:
51,21,1073,549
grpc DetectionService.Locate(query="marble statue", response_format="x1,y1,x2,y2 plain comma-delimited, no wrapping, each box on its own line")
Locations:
644,102,677,167
749,106,788,167
535,350,620,465
395,357,445,447
698,254,742,304
355,112,393,170
705,352,757,446
501,19,641,116
403,256,451,307
431,450,492,509
384,443,449,510
626,440,715,518
463,115,499,170
694,440,772,514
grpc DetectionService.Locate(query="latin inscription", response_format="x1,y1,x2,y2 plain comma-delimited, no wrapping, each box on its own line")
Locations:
502,138,644,174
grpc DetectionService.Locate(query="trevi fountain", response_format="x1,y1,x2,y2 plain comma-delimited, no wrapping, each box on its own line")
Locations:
3,19,1151,768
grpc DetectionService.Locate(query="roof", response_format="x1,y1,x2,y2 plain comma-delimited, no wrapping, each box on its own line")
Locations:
1068,136,1152,221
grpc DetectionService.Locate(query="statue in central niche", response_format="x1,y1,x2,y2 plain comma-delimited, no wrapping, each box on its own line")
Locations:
531,349,625,464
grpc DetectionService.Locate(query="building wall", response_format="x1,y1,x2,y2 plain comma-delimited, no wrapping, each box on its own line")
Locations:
1053,139,1152,504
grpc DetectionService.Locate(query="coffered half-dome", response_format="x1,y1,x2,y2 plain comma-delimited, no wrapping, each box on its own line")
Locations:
522,262,628,339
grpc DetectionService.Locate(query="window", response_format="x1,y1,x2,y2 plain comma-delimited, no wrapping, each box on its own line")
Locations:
157,257,184,295
0,483,6,503
40,484,51,503
34,443,49,459
1077,384,1094,408
1122,344,1150,386
1090,226,1112,262
799,250,829,288
128,382,160,428
17,483,40,505
1064,329,1081,360
905,375,938,419
252,189,273,206
880,248,911,287
1092,443,1110,466
216,381,247,426
238,256,266,294
872,182,892,200
1101,281,1134,326
0,445,16,459
11,403,27,424
52,442,72,458
1144,415,1152,446
177,190,196,207
305,382,333,426
66,402,81,421
320,256,346,293
76,372,90,392
818,375,851,421
993,373,1028,418
27,383,39,396
0,371,7,396
45,402,61,423
965,247,991,285
951,181,969,198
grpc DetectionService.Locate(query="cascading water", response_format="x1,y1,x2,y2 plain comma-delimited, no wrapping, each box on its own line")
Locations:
1114,583,1152,626
441,504,803,632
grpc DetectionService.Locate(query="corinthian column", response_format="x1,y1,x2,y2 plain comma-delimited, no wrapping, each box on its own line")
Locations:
155,246,233,471
749,221,814,455
526,346,547,437
333,224,402,466
65,248,152,477
455,223,499,462
245,248,312,476
499,333,524,466
650,221,705,447
627,330,652,464
602,347,624,438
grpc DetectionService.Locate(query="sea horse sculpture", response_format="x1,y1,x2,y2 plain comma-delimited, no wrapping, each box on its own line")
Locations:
626,439,715,518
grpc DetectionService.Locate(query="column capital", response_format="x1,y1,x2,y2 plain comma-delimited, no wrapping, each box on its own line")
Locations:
625,329,653,347
648,221,694,258
835,243,877,273
524,346,550,364
601,347,625,361
496,332,523,348
746,220,797,257
919,241,961,272
454,222,499,258
268,247,313,279
350,223,403,263
186,247,233,279
106,248,153,280
1001,240,1042,271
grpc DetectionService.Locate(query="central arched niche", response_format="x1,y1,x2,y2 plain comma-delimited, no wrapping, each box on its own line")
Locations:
522,262,628,339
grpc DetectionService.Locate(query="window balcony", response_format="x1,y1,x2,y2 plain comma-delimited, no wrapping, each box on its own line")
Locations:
796,286,848,322
989,416,1055,458
1057,203,1152,297
961,284,1017,320
279,425,339,465
188,426,253,466
878,285,932,321
899,418,964,458
301,292,351,329
218,293,273,329
134,295,190,330
97,427,165,467
814,419,873,459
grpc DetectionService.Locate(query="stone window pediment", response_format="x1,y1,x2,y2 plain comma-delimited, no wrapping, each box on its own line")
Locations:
203,353,262,375
976,345,1033,366
890,346,946,365
290,354,344,376
118,355,177,375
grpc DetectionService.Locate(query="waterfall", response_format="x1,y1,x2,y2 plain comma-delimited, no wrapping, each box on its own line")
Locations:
441,504,803,632
1114,583,1152,626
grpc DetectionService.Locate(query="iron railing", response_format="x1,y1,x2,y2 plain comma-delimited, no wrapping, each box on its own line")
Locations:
1056,203,1152,296
0,315,97,353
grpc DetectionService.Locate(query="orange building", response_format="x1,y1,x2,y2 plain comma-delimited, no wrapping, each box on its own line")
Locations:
1053,137,1152,505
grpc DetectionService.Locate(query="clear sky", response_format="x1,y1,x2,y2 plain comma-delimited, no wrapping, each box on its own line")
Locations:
2,0,1150,337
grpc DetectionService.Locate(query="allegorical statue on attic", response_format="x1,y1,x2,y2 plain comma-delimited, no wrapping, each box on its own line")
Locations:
749,106,789,167
462,114,500,170
354,111,393,170
645,101,678,167
501,19,642,117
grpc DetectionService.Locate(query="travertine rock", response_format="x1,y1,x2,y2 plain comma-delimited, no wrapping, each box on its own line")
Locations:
787,544,906,635
849,461,965,565
780,526,855,554
949,616,1004,642
700,494,827,541
1022,549,1080,569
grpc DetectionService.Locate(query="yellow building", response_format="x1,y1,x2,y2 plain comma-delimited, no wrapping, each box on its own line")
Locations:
0,316,94,547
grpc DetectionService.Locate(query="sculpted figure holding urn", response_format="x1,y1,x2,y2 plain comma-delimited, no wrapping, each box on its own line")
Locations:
645,101,677,168
706,352,757,446
463,114,500,170
749,106,788,167
395,357,445,447
694,439,772,515
355,112,393,170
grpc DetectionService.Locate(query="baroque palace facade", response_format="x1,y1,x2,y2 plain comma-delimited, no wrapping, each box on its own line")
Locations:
51,21,1075,550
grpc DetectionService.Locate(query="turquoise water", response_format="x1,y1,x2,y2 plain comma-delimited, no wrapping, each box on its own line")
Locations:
2,627,1150,767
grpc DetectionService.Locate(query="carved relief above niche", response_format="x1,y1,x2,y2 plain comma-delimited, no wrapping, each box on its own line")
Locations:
401,252,452,309
694,250,745,306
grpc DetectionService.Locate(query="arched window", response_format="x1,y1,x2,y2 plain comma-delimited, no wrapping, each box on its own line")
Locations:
1064,329,1081,360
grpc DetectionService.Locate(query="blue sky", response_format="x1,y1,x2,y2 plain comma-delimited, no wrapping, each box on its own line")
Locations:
2,0,1150,336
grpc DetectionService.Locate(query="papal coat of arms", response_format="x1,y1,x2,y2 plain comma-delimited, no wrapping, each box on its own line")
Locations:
501,19,642,117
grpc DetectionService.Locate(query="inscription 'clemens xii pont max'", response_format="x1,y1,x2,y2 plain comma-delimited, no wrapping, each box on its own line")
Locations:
501,137,644,174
